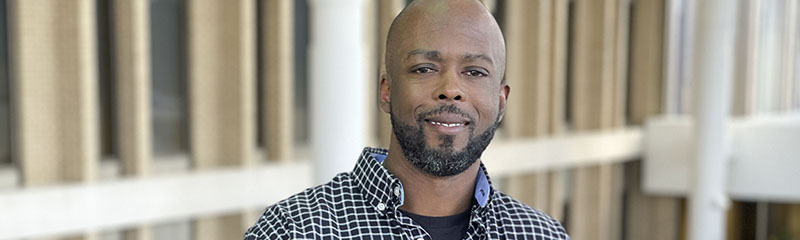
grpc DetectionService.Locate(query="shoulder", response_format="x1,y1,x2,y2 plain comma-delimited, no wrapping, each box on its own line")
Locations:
243,172,359,239
489,190,570,239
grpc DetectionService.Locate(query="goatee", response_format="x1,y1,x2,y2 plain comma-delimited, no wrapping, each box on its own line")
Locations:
390,104,500,177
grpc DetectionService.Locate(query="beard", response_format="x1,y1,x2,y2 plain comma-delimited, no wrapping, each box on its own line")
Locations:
390,104,500,177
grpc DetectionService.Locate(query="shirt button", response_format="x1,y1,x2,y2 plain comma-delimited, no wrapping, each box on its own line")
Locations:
394,186,401,197
377,203,386,211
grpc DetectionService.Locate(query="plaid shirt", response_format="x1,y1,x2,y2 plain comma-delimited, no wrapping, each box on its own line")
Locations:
244,147,569,239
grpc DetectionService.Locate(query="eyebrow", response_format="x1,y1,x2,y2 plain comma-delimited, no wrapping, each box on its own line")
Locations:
405,49,494,65
406,49,441,60
463,53,494,65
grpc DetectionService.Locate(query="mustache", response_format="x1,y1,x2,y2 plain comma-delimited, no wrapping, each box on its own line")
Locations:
415,104,475,123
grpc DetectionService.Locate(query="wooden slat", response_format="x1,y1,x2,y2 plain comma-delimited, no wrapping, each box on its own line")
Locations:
376,0,404,148
781,0,798,112
502,0,554,215
10,0,99,239
629,0,665,125
624,161,682,240
114,0,154,239
734,0,759,116
547,0,570,223
115,0,153,181
503,0,552,139
11,0,99,186
187,0,256,239
568,0,628,239
263,0,294,162
624,0,684,239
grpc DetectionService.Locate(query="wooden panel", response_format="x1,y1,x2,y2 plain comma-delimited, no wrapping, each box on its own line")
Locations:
11,0,100,186
502,0,556,216
10,0,99,239
629,0,664,125
503,0,552,139
376,0,404,147
625,0,683,239
547,0,570,222
187,0,256,168
263,0,294,162
115,0,153,180
114,1,154,239
625,161,681,240
187,0,256,239
568,0,628,239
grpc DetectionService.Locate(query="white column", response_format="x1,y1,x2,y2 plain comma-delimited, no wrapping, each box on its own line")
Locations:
689,0,736,239
308,0,370,184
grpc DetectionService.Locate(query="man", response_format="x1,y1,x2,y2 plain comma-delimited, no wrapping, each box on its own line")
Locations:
244,0,569,239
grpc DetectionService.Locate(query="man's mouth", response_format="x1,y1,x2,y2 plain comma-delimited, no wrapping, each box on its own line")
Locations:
422,114,471,134
427,120,466,127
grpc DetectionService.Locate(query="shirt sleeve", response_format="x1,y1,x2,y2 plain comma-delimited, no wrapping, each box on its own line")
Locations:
242,205,295,240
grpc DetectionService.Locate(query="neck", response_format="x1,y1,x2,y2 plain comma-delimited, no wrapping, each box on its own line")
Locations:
383,138,480,217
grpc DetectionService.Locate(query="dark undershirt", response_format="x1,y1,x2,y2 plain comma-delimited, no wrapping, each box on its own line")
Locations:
399,209,471,240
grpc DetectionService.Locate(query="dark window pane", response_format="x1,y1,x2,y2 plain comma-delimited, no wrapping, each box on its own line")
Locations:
151,0,188,156
0,0,10,165
256,0,264,148
98,0,116,159
295,0,309,145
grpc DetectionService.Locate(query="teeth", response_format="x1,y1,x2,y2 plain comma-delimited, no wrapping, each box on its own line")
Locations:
430,121,463,127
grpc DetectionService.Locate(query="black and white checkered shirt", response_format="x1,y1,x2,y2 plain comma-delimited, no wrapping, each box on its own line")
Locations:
244,147,569,239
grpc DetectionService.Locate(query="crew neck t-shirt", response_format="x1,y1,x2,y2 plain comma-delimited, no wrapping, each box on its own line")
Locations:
399,209,471,240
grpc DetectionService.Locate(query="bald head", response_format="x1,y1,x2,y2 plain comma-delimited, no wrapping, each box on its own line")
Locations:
384,0,506,83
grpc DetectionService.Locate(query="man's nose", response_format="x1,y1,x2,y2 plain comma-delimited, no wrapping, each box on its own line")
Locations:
434,72,465,101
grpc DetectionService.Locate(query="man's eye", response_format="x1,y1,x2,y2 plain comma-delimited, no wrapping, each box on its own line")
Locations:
412,67,436,74
464,70,488,77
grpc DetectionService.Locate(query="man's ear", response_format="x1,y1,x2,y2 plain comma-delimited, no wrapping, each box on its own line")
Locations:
498,83,510,122
379,73,391,113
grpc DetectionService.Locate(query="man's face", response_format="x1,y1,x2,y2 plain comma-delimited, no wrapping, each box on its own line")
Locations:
381,2,508,176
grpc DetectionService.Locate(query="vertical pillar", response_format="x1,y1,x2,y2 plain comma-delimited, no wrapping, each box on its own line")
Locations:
10,0,99,239
308,0,370,184
186,0,256,239
263,0,295,162
688,0,736,239
114,0,153,239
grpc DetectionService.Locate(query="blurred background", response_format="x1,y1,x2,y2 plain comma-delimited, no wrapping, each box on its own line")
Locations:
0,0,798,239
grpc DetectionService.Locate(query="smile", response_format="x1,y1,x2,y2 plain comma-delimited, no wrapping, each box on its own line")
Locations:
428,121,465,127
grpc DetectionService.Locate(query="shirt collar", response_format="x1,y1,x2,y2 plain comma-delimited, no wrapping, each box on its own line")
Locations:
352,147,493,211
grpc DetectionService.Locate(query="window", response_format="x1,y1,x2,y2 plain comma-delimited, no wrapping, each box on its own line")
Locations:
294,0,309,145
98,0,116,160
151,0,188,157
